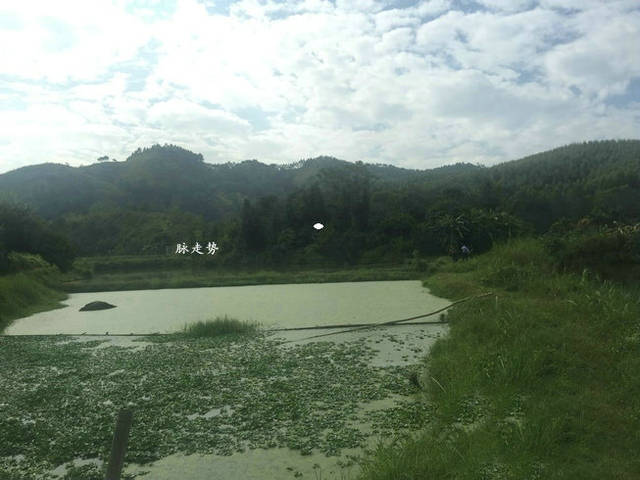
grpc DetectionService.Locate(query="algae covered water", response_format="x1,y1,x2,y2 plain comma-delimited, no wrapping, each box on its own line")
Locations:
2,280,451,479
6,280,449,334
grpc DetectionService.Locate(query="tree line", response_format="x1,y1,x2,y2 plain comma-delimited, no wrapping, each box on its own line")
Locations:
1,139,639,271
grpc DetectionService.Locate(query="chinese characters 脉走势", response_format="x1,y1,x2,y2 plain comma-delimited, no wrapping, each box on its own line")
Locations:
175,242,219,255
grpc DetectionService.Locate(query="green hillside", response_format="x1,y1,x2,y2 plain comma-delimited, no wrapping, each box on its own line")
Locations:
1,139,639,265
0,145,417,222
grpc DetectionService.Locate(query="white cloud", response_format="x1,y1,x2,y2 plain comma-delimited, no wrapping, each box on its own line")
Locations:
374,8,420,32
544,10,640,98
147,99,251,133
414,0,452,18
375,27,415,54
475,0,537,13
0,0,639,174
0,2,150,83
538,0,638,11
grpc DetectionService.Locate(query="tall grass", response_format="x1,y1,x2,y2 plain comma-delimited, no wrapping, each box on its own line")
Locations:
360,237,640,479
0,270,67,333
181,316,259,338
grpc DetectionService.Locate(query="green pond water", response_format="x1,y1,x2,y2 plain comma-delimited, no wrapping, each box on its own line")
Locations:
3,281,451,480
6,280,450,335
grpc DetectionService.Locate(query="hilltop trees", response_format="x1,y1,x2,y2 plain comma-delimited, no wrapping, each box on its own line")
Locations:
0,140,639,268
0,203,76,272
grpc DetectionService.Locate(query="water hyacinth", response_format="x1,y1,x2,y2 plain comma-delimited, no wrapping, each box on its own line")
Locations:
0,332,434,479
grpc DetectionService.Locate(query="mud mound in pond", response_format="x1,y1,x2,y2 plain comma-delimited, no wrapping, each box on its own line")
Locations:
79,301,116,311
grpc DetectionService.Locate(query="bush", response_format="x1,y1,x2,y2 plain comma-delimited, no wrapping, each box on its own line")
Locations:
425,256,453,274
0,202,76,272
544,222,640,280
0,270,66,332
6,252,51,272
182,316,259,337
479,238,552,291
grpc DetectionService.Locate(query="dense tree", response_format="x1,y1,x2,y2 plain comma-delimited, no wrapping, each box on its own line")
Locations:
1,140,639,268
0,203,76,272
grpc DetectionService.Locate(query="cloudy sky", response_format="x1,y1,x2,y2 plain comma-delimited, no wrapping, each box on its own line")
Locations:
0,0,639,174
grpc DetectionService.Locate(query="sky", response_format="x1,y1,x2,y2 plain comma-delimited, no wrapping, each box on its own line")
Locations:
0,0,639,174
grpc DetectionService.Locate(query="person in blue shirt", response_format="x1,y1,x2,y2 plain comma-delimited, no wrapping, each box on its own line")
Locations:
461,245,471,259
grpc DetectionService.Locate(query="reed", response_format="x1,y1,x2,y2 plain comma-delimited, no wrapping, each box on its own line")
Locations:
181,316,259,338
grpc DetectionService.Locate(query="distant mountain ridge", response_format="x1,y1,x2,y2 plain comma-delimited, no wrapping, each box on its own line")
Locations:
0,145,446,220
2,139,639,260
0,140,638,228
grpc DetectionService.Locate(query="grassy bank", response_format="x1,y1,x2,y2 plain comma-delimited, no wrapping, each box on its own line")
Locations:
61,264,419,293
0,267,68,334
359,238,640,479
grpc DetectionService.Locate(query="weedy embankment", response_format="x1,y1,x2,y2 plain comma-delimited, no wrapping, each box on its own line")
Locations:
359,238,640,479
0,253,67,333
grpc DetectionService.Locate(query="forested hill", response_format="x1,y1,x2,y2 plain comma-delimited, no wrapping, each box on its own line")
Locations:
0,145,421,221
0,139,638,263
402,139,640,232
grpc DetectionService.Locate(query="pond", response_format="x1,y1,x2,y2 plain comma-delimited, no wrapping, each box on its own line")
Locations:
2,281,452,479
6,280,450,335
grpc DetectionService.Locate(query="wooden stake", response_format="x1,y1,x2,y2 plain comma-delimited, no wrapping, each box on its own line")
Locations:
105,408,133,480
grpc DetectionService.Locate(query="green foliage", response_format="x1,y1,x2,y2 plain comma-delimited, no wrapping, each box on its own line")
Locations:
59,208,210,256
1,333,424,477
423,255,453,275
420,209,529,257
1,140,639,268
181,316,259,337
0,269,67,332
0,203,76,272
361,238,640,479
126,143,204,163
6,252,51,272
60,264,416,293
61,464,103,480
544,221,640,282
477,237,553,291
489,139,640,229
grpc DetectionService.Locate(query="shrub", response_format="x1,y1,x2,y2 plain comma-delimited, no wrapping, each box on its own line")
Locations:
470,238,552,291
425,256,453,274
6,252,51,272
182,316,259,337
544,222,640,280
0,202,76,272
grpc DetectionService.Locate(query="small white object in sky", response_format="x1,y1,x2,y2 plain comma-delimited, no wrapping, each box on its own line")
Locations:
313,223,324,230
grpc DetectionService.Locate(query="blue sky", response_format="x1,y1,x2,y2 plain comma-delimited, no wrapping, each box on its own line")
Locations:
0,0,639,173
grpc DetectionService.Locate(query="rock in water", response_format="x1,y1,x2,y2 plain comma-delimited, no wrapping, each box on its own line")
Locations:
79,301,116,311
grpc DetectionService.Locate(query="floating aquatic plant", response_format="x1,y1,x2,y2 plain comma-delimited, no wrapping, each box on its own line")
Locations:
0,332,432,479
